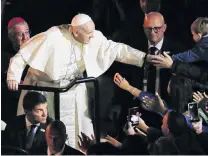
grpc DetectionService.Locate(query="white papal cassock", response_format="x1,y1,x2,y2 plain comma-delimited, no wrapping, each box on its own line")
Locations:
7,24,146,149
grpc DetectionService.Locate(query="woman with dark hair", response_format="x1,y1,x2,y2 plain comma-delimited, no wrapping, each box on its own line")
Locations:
168,75,193,113
149,110,204,154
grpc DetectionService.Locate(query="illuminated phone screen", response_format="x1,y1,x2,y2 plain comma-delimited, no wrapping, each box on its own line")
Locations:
128,107,140,126
188,102,200,122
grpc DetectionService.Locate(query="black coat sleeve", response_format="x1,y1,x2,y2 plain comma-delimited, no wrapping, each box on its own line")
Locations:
171,61,208,84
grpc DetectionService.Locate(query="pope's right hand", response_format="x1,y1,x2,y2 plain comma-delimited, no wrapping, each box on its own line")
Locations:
7,80,19,91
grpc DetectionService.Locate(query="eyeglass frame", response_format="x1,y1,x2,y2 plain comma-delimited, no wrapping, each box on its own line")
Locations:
143,24,165,33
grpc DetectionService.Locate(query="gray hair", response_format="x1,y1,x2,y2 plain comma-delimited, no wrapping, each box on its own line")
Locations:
191,17,208,36
8,21,28,38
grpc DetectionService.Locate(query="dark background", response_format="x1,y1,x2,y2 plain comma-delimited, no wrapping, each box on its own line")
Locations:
1,0,208,136
2,0,208,45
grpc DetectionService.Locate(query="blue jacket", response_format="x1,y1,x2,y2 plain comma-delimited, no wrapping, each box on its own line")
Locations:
172,34,208,62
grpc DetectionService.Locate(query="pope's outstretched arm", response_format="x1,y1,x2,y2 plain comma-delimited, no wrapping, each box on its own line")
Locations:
97,31,150,68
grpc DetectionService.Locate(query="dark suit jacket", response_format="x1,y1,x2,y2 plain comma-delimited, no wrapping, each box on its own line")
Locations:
62,144,83,155
3,114,52,154
147,127,205,154
39,144,83,155
141,36,187,103
1,42,29,123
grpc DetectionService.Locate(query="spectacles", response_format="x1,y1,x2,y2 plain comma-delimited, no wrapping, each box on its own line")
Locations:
14,30,31,38
144,25,164,33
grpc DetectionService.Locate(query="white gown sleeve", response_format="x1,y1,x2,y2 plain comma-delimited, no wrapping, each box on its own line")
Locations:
98,31,146,67
7,53,27,83
114,43,146,67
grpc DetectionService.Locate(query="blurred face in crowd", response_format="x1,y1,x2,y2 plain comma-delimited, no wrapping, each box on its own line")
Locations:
167,80,171,95
144,12,166,45
140,0,161,14
72,21,95,44
191,31,201,43
161,113,169,136
46,125,66,154
26,103,48,124
204,101,208,115
191,23,201,43
10,23,30,48
190,19,204,43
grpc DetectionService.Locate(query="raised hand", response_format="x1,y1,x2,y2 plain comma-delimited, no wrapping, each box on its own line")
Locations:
123,121,136,136
142,92,166,114
105,135,122,148
193,91,208,103
7,80,19,91
151,52,173,68
78,132,95,154
113,73,131,91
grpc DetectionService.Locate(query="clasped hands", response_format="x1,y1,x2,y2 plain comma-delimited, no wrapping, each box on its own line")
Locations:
147,52,173,69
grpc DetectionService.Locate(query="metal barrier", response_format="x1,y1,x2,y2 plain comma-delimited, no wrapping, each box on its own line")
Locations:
19,77,100,143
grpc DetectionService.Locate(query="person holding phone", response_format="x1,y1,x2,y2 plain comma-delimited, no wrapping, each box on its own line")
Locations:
114,73,208,132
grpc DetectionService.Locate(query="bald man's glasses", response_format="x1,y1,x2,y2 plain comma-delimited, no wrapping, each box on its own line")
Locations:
143,25,164,33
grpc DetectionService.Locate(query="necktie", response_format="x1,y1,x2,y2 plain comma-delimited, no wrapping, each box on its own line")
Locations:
143,47,157,92
147,47,160,94
26,125,38,150
149,46,158,55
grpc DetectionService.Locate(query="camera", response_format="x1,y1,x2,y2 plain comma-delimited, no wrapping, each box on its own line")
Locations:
188,102,200,122
128,107,140,126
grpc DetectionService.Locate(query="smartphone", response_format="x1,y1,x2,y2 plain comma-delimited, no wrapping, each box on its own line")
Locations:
128,107,140,126
188,102,200,122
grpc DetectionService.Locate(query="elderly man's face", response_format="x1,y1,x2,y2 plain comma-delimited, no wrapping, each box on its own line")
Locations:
46,125,66,154
144,15,166,45
76,21,95,44
11,23,30,47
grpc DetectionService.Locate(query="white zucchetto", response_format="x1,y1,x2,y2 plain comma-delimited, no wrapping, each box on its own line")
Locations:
71,13,92,26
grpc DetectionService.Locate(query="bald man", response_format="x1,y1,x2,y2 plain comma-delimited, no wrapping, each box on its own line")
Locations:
7,13,155,149
142,12,186,103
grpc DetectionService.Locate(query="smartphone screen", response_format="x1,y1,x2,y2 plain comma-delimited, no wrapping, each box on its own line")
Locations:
188,102,200,122
128,107,140,126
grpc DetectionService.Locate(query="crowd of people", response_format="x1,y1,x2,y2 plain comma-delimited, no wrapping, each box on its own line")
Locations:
1,0,208,155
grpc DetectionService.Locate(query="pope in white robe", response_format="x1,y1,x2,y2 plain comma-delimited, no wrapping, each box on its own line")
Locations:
7,14,153,149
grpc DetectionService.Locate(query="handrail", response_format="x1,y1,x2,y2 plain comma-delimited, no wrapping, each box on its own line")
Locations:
18,77,100,144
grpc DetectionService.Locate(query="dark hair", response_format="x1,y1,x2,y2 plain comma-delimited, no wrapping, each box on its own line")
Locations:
49,120,66,135
169,75,192,113
121,135,148,155
167,111,188,136
153,137,179,155
23,91,47,111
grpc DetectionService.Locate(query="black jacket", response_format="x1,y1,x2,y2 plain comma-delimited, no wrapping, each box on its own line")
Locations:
38,144,83,155
172,61,208,84
147,127,205,155
144,36,187,102
3,114,52,154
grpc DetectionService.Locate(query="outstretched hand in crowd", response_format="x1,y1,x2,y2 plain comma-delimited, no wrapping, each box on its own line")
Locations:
193,91,208,103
